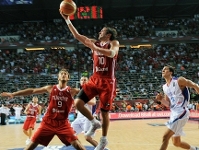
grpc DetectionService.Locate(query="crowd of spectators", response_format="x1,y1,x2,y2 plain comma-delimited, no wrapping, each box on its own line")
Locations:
1,17,199,43
0,17,199,111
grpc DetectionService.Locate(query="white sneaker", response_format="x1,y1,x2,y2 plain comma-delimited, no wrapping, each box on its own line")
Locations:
25,139,31,145
94,138,108,150
85,120,101,136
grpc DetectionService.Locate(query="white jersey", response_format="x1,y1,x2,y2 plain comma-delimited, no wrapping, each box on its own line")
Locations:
163,77,190,123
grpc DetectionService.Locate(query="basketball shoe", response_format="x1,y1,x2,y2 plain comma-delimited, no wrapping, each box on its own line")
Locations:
85,119,101,136
94,137,108,150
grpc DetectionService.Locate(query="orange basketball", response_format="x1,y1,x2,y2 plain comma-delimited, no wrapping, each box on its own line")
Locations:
60,0,77,16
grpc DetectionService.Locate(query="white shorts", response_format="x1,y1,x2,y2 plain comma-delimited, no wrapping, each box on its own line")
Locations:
166,112,189,137
71,117,92,135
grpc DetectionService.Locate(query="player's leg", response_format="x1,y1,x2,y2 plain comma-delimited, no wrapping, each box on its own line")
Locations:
94,109,109,150
172,136,197,149
23,119,32,145
75,89,101,136
23,129,29,137
85,135,98,147
28,128,33,138
58,121,86,150
94,78,116,150
100,109,109,136
75,89,94,121
171,117,198,150
24,142,39,150
84,119,98,147
71,139,86,150
30,121,54,148
159,128,174,150
23,118,32,137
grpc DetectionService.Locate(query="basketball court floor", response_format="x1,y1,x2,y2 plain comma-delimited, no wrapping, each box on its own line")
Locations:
0,119,198,150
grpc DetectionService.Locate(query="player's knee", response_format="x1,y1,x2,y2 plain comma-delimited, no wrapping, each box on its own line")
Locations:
100,109,109,117
23,129,27,133
74,99,85,109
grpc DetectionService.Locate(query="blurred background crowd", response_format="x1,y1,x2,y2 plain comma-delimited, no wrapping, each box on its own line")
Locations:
1,16,199,118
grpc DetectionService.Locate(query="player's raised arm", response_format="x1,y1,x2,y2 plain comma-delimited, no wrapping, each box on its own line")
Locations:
59,11,96,45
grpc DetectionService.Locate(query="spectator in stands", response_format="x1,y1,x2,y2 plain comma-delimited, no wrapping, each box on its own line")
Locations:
126,103,132,112
136,102,142,111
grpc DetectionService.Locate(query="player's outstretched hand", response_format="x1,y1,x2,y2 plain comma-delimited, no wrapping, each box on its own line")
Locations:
0,92,14,99
59,9,69,20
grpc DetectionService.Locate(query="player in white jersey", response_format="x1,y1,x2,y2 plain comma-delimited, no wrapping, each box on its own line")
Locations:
72,76,98,147
156,65,199,150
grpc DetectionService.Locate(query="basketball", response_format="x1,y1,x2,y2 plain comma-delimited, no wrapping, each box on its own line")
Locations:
60,0,77,16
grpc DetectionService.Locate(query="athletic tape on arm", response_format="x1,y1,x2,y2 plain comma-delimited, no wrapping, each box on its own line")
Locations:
65,19,71,25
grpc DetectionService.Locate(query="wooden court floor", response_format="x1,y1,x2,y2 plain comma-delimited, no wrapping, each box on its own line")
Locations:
0,119,199,150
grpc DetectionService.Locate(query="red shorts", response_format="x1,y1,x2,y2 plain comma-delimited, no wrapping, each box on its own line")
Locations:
82,75,116,111
31,118,78,146
23,117,36,130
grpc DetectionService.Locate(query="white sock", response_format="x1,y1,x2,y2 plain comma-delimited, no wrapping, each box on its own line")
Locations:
189,146,196,150
101,136,107,140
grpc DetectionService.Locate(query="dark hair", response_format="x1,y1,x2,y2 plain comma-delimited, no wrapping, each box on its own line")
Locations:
166,65,175,76
105,27,117,41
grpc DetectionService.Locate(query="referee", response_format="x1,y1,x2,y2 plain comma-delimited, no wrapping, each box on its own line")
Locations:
0,104,10,125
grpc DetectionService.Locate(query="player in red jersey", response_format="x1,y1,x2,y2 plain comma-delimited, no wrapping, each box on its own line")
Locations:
0,69,86,150
23,96,42,145
60,12,120,150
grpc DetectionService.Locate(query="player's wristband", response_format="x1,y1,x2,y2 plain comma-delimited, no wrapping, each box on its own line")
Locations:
65,19,71,25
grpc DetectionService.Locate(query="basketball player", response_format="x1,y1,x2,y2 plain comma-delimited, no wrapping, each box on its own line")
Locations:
156,65,199,150
23,96,41,145
60,12,119,150
71,76,98,147
0,69,86,150
13,104,23,124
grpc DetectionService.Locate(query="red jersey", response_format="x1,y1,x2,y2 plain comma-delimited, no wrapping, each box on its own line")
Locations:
43,85,74,121
93,41,117,78
27,103,40,117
